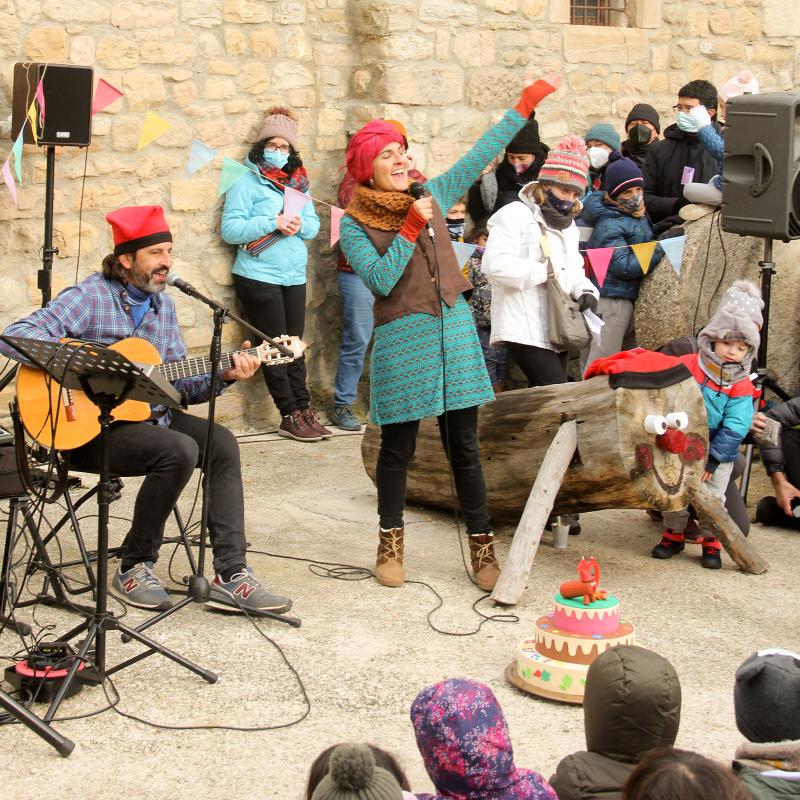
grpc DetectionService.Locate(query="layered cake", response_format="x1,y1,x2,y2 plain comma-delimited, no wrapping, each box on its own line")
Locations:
507,560,634,703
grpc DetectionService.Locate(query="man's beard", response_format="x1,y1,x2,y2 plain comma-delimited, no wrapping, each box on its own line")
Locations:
128,261,167,293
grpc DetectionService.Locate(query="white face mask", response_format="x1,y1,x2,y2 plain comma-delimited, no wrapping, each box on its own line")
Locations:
587,146,610,169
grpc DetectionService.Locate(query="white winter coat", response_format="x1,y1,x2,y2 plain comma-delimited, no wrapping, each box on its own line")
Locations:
482,188,598,351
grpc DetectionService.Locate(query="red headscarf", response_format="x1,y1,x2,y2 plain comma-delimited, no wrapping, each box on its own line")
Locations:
345,119,405,185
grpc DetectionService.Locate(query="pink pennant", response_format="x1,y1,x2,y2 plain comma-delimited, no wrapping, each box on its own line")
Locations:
586,247,614,288
283,185,310,219
92,78,123,114
34,80,45,124
330,206,344,247
2,160,18,206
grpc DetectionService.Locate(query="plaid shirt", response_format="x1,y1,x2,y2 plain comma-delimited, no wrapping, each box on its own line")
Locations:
2,272,221,425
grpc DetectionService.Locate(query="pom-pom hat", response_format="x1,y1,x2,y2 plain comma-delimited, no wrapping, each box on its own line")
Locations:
537,134,590,193
257,106,298,148
311,743,403,800
604,152,644,198
345,120,405,185
106,205,172,256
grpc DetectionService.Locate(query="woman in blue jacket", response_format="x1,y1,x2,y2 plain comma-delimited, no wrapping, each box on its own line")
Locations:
222,107,324,442
583,152,662,371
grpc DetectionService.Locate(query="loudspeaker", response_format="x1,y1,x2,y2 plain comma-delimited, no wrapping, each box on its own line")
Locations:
11,62,93,147
721,92,800,241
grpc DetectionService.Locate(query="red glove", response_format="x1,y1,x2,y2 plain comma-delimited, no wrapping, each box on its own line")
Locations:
515,79,557,118
399,202,428,244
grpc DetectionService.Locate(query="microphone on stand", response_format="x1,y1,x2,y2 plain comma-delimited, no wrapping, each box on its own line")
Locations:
409,181,435,240
165,272,211,305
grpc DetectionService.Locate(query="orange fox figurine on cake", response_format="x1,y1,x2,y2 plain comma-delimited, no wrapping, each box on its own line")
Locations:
559,557,607,605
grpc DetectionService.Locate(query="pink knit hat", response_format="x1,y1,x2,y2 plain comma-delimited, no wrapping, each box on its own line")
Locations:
537,134,590,193
257,106,298,148
345,119,405,185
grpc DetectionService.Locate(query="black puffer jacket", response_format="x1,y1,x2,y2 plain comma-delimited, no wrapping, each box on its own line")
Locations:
642,122,722,223
549,645,682,800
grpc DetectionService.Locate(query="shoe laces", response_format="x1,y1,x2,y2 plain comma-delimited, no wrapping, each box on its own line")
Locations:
127,562,163,588
378,529,403,559
225,570,263,589
471,539,497,568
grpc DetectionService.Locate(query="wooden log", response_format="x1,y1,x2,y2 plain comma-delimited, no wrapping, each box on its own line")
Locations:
690,480,769,574
491,420,577,606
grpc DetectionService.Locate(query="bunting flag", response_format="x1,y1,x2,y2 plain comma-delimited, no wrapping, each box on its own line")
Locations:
2,160,18,206
186,139,217,175
660,235,686,276
283,185,310,218
452,241,478,268
218,157,250,195
34,80,45,124
92,78,123,114
27,102,38,146
137,111,172,151
11,131,23,185
586,247,614,288
330,206,345,247
632,241,657,274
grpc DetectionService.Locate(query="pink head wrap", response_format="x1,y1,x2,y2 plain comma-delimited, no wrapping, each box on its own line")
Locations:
345,119,405,185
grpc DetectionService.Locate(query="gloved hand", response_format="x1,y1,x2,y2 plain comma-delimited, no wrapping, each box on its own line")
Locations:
689,104,713,130
577,292,598,313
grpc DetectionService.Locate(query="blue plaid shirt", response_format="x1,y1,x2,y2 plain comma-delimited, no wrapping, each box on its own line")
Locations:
2,272,222,424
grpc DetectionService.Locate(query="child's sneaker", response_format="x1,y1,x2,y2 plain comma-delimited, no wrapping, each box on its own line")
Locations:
683,517,704,544
651,529,685,559
700,536,722,570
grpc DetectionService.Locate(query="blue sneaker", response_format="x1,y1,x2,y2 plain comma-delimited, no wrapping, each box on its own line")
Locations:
207,568,292,614
111,562,172,611
330,404,362,431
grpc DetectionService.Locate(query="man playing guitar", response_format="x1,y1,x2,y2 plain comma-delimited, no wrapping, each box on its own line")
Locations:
1,205,293,616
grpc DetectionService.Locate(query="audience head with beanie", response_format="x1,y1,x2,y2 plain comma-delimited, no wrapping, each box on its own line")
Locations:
622,103,660,167
584,122,621,190
503,112,549,178
310,743,405,800
247,106,305,179
603,152,646,216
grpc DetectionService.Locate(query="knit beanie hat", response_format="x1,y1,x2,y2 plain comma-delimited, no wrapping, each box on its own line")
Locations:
311,743,403,800
734,649,800,743
625,103,661,134
257,106,298,148
584,122,621,150
506,113,544,155
604,152,644,198
537,134,590,193
719,279,764,329
345,119,405,185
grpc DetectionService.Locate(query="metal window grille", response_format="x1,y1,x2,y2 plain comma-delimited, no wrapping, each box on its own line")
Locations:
571,0,613,26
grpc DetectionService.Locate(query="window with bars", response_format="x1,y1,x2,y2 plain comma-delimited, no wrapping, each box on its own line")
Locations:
570,0,627,26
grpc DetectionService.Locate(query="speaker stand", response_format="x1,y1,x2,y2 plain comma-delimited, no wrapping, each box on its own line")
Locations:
38,145,58,307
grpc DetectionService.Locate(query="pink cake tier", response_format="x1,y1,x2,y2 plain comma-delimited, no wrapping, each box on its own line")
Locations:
534,613,635,665
553,593,620,635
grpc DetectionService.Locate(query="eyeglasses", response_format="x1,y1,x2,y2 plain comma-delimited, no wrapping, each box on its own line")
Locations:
265,143,291,154
672,104,696,113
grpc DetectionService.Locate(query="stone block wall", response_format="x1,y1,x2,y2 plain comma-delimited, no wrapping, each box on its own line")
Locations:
0,0,797,429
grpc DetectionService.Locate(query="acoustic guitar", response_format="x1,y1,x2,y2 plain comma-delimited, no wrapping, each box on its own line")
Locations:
16,335,302,450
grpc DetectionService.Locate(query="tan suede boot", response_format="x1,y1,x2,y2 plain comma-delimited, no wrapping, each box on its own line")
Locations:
375,527,405,587
468,533,500,591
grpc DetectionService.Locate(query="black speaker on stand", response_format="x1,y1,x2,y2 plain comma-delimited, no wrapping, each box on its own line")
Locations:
10,62,94,307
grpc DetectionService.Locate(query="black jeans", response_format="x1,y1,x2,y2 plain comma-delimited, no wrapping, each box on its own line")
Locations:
69,411,247,576
505,342,568,387
376,406,490,534
233,274,309,417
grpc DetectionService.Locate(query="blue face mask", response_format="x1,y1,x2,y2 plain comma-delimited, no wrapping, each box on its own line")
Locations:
262,149,289,170
546,188,575,216
676,112,699,134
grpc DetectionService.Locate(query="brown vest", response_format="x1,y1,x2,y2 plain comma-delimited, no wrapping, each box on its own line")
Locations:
356,205,472,327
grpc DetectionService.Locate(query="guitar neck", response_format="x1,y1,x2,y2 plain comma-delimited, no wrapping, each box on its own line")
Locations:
159,347,261,382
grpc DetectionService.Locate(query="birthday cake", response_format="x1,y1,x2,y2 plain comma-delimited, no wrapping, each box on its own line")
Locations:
507,558,634,704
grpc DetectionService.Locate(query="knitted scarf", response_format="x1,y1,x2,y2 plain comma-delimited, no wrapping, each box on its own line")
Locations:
256,160,310,194
735,740,800,773
539,199,575,230
345,184,415,231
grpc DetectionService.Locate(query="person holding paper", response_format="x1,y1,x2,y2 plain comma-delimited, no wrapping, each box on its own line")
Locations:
221,107,325,442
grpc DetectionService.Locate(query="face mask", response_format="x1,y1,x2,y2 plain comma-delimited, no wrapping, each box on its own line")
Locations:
587,146,610,170
262,149,289,170
617,192,643,212
513,161,530,175
628,124,653,146
546,188,575,216
445,219,465,240
676,112,699,133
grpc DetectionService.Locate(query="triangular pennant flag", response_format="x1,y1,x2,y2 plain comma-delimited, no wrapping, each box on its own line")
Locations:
34,80,45,125
586,247,614,288
659,235,686,276
330,206,345,247
187,139,218,175
452,241,478,268
92,78,123,114
631,241,657,275
2,160,18,206
137,111,172,151
27,101,38,146
11,131,23,185
283,185,310,218
218,157,250,195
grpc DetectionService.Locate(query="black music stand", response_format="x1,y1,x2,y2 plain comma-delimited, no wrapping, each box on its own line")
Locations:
0,336,217,743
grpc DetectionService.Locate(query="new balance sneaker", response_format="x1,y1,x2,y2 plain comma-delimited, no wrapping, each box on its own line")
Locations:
330,404,362,432
207,568,293,614
111,562,173,611
651,529,685,560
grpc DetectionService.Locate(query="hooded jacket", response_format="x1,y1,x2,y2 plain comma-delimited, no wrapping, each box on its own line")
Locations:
410,678,557,800
549,646,682,800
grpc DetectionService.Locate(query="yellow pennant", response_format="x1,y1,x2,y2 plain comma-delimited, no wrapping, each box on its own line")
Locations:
27,101,38,146
631,241,657,274
540,233,552,258
137,111,172,151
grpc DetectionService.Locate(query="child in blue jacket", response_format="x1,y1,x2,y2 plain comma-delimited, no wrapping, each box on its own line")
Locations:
653,281,763,569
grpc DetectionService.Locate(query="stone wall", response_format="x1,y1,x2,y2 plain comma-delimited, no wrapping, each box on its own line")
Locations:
0,0,797,429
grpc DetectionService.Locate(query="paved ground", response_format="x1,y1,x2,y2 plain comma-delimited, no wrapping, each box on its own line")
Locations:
1,430,797,800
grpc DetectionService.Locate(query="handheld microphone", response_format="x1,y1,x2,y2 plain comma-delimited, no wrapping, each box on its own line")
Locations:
409,181,435,240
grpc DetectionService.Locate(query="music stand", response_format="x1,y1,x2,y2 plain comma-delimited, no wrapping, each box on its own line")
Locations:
0,336,217,742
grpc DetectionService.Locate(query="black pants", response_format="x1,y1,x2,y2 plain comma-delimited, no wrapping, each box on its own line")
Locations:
233,274,310,417
505,343,568,387
70,411,247,576
376,406,490,534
